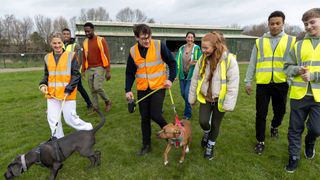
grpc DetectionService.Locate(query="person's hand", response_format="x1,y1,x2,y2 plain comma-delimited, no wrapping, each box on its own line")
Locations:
81,73,86,80
106,71,111,81
126,92,134,101
174,77,178,81
163,80,172,88
40,85,48,95
301,71,311,82
298,66,308,75
189,60,197,65
245,85,252,95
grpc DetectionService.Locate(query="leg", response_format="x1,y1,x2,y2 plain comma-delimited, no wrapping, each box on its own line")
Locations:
199,103,212,148
208,103,225,142
288,98,310,158
164,143,172,165
47,98,64,138
150,89,167,128
77,77,93,108
62,100,93,131
87,68,99,110
179,145,187,163
93,67,111,112
304,100,320,158
183,80,192,119
271,83,288,128
49,162,63,180
138,89,152,146
255,84,271,142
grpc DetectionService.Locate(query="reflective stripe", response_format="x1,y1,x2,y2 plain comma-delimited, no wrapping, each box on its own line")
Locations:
285,36,293,56
300,61,320,66
257,57,283,62
137,60,163,68
154,40,161,61
297,41,303,66
291,82,308,87
256,68,283,72
136,71,166,78
311,83,320,89
259,38,264,58
48,82,69,87
130,47,136,59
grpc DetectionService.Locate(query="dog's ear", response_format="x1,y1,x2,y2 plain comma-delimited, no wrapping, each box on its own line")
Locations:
8,162,22,176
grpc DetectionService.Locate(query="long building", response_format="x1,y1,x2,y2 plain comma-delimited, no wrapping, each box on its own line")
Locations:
75,21,256,63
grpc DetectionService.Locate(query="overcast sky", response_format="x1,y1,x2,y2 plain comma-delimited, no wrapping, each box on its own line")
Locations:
0,0,318,28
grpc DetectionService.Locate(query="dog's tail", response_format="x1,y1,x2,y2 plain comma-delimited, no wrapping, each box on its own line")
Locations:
92,109,106,134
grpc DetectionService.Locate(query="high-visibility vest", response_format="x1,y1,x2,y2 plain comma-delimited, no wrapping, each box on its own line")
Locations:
44,51,77,100
82,36,109,70
290,39,320,102
255,35,295,84
130,39,167,90
63,43,76,52
196,53,233,112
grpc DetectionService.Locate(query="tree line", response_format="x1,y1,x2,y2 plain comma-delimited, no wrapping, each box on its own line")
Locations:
0,6,304,54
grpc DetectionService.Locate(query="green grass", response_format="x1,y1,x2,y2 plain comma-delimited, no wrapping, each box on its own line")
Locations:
0,65,319,179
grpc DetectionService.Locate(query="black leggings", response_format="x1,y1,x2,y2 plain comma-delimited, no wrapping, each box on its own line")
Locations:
199,102,225,142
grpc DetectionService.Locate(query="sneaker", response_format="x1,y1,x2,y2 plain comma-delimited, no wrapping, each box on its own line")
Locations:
136,145,151,156
254,142,265,155
204,144,214,160
285,156,299,173
201,133,209,148
271,127,279,138
105,100,112,112
305,143,315,159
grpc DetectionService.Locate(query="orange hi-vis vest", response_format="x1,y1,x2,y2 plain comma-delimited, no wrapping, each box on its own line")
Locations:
82,36,109,70
44,51,77,100
130,39,167,90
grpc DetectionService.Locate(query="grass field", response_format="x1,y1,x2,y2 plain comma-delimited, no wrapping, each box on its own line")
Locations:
0,64,319,179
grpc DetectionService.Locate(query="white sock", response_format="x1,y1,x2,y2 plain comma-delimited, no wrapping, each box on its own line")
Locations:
208,140,215,146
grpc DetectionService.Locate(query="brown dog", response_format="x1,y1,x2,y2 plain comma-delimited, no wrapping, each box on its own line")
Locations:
157,120,191,165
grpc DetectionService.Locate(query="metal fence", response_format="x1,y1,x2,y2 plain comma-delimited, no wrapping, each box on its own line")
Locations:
0,53,46,68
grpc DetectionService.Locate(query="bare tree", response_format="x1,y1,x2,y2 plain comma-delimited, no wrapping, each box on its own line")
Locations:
242,22,268,37
116,7,150,23
69,16,77,35
2,14,16,45
78,7,110,22
147,18,155,23
20,17,34,52
285,24,303,37
53,16,69,32
34,14,52,48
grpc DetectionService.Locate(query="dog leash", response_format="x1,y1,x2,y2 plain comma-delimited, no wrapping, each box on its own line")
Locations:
127,87,162,113
51,94,67,138
168,88,182,127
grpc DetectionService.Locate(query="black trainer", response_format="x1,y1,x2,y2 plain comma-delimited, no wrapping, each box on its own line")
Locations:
136,145,151,156
201,133,209,148
254,142,265,155
270,127,279,138
305,143,315,159
204,144,214,160
285,156,299,173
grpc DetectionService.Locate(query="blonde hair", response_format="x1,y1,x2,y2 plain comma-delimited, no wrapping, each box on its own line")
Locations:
302,8,320,22
200,31,228,78
49,32,63,43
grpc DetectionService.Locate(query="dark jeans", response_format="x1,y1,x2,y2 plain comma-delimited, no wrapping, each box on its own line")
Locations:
288,96,320,158
199,102,225,142
138,88,168,145
179,79,192,119
255,83,288,142
78,77,92,107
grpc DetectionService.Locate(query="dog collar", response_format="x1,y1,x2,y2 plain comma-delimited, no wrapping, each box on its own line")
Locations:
21,154,27,172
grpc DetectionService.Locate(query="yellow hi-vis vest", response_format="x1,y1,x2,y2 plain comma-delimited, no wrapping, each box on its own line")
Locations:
130,39,167,90
255,35,295,84
196,53,233,112
290,39,320,102
63,43,76,52
44,52,77,100
82,36,109,70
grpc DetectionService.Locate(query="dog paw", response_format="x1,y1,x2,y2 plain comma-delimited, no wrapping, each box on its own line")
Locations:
179,160,184,163
185,146,190,153
164,161,169,166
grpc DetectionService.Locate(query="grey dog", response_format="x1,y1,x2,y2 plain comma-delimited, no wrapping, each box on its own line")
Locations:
4,110,105,180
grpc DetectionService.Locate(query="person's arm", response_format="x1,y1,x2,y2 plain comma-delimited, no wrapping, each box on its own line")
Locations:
284,49,300,77
125,54,137,93
160,42,176,82
65,54,80,95
39,63,48,87
244,45,258,86
223,56,240,111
